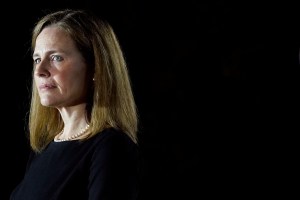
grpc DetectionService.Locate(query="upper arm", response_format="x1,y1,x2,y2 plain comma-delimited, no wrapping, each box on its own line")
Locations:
88,133,140,200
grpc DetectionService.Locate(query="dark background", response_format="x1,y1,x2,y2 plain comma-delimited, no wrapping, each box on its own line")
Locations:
2,1,299,199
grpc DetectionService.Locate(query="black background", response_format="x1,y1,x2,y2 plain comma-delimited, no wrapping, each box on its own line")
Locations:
2,1,299,199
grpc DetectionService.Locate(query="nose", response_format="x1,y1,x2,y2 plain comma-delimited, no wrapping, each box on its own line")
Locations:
34,60,50,78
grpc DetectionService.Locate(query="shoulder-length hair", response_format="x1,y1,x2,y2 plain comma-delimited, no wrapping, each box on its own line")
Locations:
29,9,138,152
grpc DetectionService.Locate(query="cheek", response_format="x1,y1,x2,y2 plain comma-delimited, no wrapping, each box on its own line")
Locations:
56,66,87,90
33,76,40,89
56,73,80,92
72,68,88,84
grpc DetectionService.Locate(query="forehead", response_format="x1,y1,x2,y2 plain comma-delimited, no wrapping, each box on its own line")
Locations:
34,26,76,53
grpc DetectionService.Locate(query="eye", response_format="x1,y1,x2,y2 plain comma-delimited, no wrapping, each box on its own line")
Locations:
51,55,63,61
33,58,41,64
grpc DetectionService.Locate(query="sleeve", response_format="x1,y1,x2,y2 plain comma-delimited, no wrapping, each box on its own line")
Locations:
88,133,140,200
25,150,36,172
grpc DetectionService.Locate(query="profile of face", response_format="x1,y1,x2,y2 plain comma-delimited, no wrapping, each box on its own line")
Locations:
33,26,89,108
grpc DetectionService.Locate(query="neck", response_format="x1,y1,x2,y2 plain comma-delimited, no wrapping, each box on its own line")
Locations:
54,124,90,142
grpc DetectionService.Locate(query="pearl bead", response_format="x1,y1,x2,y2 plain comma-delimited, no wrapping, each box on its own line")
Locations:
54,124,90,142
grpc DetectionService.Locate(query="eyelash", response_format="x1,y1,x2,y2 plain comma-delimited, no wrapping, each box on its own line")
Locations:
51,55,63,61
34,58,41,64
33,55,63,64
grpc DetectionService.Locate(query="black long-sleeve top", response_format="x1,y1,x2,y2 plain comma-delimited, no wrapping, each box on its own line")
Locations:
10,128,140,200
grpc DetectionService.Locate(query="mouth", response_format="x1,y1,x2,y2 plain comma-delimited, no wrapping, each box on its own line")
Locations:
39,83,56,90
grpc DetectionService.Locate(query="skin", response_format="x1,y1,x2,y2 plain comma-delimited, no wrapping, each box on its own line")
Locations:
33,26,90,139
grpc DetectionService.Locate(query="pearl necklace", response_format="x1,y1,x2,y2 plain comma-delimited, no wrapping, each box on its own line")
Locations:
54,124,90,142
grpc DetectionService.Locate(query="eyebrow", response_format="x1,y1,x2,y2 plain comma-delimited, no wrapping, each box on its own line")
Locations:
32,49,65,58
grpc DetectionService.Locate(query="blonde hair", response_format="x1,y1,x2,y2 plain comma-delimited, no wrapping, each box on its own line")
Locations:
29,9,138,152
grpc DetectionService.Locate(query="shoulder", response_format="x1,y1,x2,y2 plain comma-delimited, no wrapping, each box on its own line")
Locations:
91,128,139,155
94,128,136,146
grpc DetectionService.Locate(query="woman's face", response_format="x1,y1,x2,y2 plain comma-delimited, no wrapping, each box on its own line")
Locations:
33,26,89,108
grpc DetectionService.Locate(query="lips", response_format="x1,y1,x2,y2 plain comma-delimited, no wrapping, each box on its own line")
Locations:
39,83,56,90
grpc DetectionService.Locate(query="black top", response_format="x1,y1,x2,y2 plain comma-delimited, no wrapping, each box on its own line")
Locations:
10,128,140,200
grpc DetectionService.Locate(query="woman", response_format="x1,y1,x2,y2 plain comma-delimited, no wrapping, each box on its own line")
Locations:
10,9,139,200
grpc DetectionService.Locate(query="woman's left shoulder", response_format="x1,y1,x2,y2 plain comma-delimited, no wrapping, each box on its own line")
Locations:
89,128,139,165
92,128,138,150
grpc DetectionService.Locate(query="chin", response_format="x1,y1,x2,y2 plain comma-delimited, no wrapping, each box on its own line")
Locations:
40,99,57,107
40,103,54,107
